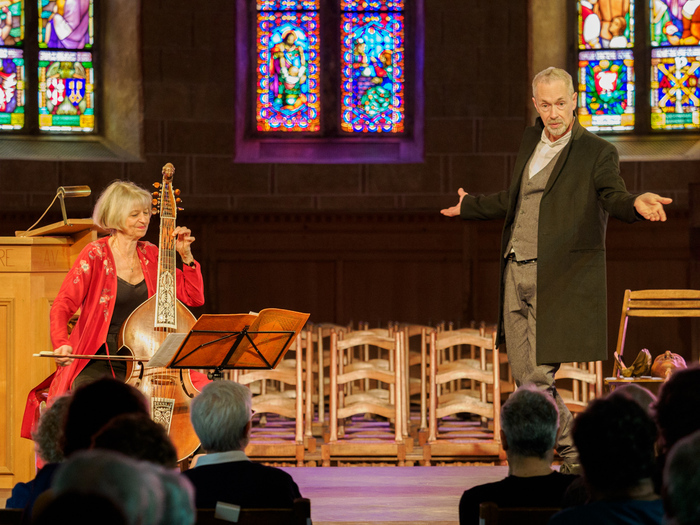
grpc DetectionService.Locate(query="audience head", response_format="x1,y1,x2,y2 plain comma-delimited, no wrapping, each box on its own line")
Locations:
50,450,167,525
500,384,559,459
663,430,700,525
608,383,657,414
654,364,700,457
573,394,657,497
190,380,252,453
155,466,196,525
62,377,149,457
32,394,72,464
92,413,178,469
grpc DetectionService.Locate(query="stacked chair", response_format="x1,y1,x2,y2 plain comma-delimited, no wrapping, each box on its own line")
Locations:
321,329,407,466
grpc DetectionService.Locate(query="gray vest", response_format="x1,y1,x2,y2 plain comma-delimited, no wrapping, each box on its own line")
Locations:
505,149,563,261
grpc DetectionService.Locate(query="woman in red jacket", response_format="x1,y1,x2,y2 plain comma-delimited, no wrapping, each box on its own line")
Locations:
48,180,205,401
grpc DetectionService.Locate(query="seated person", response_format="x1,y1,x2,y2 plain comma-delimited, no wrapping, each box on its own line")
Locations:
183,380,302,508
549,395,663,525
5,394,71,509
20,378,150,520
459,384,578,525
663,430,700,525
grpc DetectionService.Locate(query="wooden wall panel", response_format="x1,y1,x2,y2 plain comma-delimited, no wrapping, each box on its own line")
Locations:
0,301,12,475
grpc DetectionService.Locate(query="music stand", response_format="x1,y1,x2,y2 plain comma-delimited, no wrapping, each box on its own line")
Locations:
163,311,309,380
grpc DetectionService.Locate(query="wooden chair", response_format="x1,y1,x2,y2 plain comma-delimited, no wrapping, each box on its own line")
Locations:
478,502,560,525
426,329,503,463
400,324,434,432
234,334,306,466
196,497,311,525
607,289,700,389
322,330,406,465
304,323,350,434
554,361,603,413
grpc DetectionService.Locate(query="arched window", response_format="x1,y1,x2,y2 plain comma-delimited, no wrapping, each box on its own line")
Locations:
235,0,423,163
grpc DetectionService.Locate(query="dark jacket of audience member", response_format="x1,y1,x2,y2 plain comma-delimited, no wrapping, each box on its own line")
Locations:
183,380,302,509
549,395,663,525
459,385,577,525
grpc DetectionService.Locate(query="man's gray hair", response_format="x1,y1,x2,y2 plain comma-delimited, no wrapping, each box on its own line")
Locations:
190,380,252,453
500,384,559,458
532,67,575,98
664,430,700,525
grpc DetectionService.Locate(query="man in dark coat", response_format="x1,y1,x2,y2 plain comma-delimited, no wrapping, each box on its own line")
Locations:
441,67,672,471
183,380,302,509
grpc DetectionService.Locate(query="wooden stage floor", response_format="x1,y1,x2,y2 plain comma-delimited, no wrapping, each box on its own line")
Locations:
280,465,509,525
2,465,510,524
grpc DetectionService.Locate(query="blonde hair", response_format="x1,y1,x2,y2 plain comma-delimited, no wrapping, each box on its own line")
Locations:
92,180,151,233
532,67,575,99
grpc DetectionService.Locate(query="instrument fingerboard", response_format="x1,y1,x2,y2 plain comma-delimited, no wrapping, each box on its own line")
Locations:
155,164,178,330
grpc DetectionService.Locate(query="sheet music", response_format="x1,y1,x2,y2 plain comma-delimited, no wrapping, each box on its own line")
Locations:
146,332,188,368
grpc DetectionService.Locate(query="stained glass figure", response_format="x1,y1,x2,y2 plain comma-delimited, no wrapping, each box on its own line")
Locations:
1,0,23,46
650,46,700,129
256,6,320,132
340,5,404,133
38,50,94,131
578,50,635,131
38,0,93,49
578,0,634,49
0,47,24,129
650,0,684,46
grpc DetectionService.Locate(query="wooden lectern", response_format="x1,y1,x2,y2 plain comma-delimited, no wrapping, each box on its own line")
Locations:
0,220,97,488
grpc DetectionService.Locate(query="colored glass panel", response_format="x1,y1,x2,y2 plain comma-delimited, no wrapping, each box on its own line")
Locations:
38,0,93,49
256,10,320,132
257,0,318,10
649,0,695,47
341,1,404,11
650,46,700,129
1,0,24,47
340,10,404,133
578,50,635,131
578,0,634,49
38,50,94,132
0,47,24,129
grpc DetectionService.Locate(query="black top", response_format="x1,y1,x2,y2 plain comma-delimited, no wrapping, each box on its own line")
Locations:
459,471,578,525
183,461,302,509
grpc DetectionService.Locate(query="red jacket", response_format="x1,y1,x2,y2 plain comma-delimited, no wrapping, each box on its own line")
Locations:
22,237,205,438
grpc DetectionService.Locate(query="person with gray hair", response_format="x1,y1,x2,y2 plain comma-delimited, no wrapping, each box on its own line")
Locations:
663,430,700,525
441,66,672,472
183,380,302,509
458,385,578,525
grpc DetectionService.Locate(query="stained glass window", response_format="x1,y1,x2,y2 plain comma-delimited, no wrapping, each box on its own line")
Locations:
38,0,94,49
578,50,635,131
578,0,634,49
650,46,700,129
340,1,404,133
256,0,320,132
37,50,94,131
0,1,24,130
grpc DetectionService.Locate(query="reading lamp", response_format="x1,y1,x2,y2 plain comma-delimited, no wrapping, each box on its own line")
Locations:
25,185,92,233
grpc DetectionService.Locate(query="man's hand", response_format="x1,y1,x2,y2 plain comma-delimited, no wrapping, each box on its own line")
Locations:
440,188,468,217
634,193,673,222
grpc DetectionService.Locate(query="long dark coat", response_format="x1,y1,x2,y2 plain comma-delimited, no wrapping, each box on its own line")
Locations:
460,118,639,364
